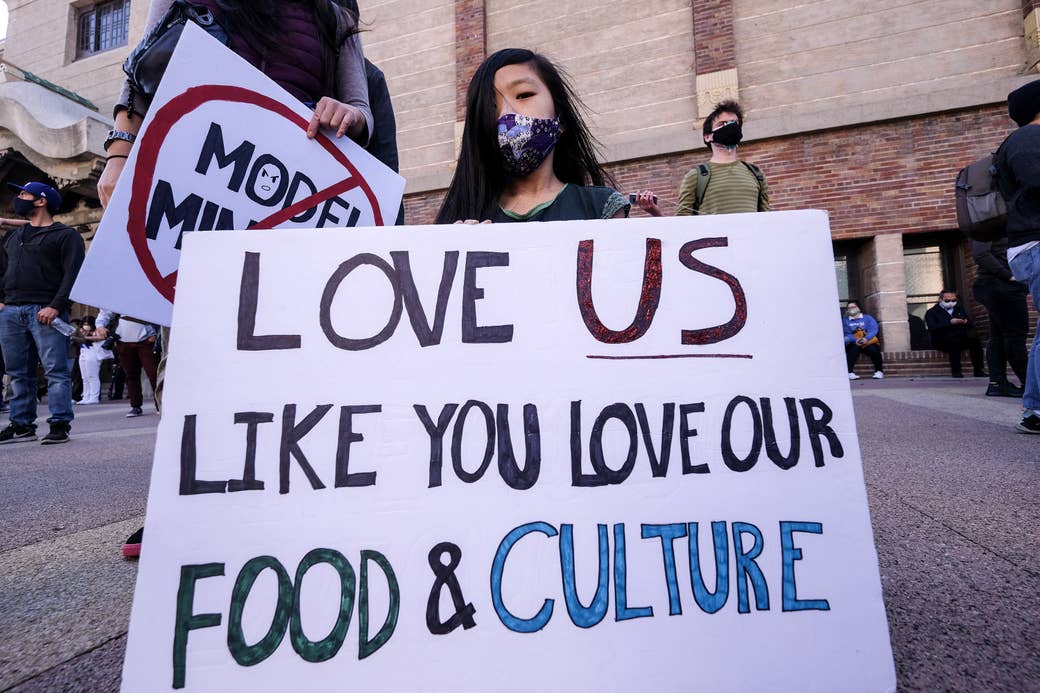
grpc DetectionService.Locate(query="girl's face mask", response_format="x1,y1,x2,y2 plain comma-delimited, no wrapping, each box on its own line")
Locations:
497,113,562,177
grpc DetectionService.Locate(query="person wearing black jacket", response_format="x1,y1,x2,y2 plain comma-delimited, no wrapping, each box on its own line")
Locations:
924,290,985,379
999,78,1040,433
0,182,85,444
972,238,1028,397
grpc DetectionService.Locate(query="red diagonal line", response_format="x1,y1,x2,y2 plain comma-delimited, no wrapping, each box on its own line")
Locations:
249,177,363,229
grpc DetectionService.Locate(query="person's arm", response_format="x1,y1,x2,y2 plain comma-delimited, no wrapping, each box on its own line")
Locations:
675,172,697,216
94,309,118,339
310,27,372,143
46,229,87,316
863,315,879,342
842,318,855,344
971,240,1013,282
100,0,175,207
758,177,771,212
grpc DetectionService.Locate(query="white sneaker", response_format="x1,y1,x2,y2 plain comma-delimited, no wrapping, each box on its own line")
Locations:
848,372,860,380
872,371,884,379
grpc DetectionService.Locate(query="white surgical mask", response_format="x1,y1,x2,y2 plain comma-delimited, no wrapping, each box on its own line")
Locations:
940,300,957,310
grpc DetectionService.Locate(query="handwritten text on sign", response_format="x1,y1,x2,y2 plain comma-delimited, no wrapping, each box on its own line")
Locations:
122,213,895,693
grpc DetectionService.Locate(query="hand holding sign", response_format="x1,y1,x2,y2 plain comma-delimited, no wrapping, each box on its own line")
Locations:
307,97,366,140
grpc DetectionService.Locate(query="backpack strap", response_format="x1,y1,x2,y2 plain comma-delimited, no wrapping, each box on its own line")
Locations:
693,164,711,213
742,161,767,211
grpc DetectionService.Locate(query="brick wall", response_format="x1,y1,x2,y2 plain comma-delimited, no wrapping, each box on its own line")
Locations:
692,0,736,73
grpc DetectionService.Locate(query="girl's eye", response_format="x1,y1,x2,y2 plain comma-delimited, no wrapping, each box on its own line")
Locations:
517,92,535,99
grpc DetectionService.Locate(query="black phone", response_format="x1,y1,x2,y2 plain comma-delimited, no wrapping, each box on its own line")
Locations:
629,193,658,205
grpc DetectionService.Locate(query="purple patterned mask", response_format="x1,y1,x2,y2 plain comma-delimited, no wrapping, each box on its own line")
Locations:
497,113,561,177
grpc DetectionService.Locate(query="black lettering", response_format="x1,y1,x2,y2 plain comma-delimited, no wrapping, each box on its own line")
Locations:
462,252,513,343
635,402,674,477
391,251,459,347
496,403,541,490
589,403,638,485
762,397,800,470
335,405,381,488
679,402,709,474
721,396,763,472
237,252,302,351
415,403,459,488
800,398,844,467
195,122,255,192
320,254,403,351
229,412,273,492
451,400,495,483
179,414,226,495
145,179,202,250
279,404,332,493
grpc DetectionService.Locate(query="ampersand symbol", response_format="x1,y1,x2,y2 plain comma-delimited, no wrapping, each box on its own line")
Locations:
426,542,477,635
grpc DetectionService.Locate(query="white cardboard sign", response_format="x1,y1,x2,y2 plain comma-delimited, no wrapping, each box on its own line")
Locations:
122,212,896,692
73,23,405,326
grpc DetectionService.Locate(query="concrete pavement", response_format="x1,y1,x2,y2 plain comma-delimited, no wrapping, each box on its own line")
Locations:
0,381,1037,691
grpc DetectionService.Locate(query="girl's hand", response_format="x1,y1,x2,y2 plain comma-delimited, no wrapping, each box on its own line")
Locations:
98,157,127,208
308,98,365,140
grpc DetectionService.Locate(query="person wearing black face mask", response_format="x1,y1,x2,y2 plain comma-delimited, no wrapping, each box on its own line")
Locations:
633,99,770,217
0,182,85,445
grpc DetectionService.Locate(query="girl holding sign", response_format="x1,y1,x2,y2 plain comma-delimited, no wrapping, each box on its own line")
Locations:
436,49,630,224
97,0,373,207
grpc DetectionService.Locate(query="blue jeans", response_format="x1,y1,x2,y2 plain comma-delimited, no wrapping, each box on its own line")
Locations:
0,304,74,427
1009,244,1040,412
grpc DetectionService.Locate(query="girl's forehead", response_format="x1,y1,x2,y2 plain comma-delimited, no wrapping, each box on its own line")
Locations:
494,63,543,88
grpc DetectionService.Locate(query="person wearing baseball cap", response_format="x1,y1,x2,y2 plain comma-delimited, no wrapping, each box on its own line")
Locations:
998,78,1040,434
0,181,85,444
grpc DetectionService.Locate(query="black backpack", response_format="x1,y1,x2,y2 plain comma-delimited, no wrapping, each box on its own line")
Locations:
955,142,1008,241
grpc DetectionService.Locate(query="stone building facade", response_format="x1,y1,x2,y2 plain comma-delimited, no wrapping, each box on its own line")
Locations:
1,0,1037,354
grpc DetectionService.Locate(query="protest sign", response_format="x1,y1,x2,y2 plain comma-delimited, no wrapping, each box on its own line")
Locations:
72,23,404,326
121,212,896,692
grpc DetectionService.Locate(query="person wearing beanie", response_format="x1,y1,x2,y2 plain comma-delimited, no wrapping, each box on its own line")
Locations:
0,182,85,445
998,78,1040,433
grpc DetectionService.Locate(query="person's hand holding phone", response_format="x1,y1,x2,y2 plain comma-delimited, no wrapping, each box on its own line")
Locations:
631,190,663,217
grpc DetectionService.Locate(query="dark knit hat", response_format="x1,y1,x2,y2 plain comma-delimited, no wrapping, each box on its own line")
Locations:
1008,79,1040,127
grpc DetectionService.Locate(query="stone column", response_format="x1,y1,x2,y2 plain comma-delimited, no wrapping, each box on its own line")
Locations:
691,0,739,118
860,234,911,352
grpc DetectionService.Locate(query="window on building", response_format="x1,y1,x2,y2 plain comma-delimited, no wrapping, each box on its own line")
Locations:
833,242,862,308
904,239,958,350
76,0,130,59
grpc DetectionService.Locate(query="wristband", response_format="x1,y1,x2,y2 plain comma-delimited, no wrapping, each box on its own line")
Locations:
106,154,129,162
104,130,137,151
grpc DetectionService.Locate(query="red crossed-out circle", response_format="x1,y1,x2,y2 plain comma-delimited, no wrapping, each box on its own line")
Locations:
127,84,384,303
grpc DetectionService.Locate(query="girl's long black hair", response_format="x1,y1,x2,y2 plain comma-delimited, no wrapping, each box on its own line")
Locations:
435,48,614,224
215,0,358,95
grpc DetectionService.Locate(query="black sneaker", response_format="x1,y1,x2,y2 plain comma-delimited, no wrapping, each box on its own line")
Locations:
126,407,143,418
40,423,70,445
1016,414,1040,434
123,527,144,559
0,423,37,444
986,382,1025,398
